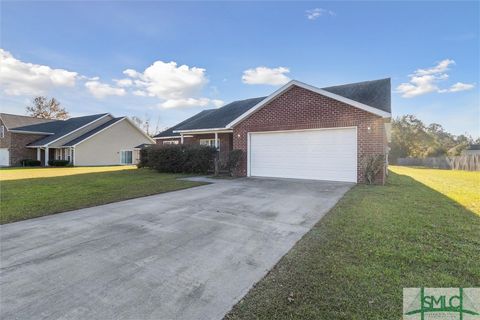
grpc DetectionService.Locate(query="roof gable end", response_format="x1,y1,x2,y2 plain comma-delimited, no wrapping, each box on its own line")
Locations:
226,80,391,128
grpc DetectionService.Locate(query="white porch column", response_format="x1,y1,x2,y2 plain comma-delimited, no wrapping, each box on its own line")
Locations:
180,134,184,144
45,147,49,166
214,132,218,149
37,148,41,161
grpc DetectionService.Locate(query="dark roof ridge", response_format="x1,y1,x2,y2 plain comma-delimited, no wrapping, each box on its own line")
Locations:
322,77,391,90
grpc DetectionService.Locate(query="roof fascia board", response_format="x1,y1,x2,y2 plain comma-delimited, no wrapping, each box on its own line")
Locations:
8,130,54,135
226,80,391,128
225,82,296,128
172,128,232,134
68,117,155,147
123,117,156,144
68,117,126,147
294,81,391,118
153,135,193,139
37,113,113,147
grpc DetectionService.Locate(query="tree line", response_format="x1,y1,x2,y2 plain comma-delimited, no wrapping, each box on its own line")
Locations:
390,114,478,162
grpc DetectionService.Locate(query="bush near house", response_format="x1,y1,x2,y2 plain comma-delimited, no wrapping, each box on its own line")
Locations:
20,159,41,167
141,144,217,174
47,160,70,167
221,149,243,177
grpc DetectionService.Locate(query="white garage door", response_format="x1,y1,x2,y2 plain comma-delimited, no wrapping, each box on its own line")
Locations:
249,127,357,182
0,148,9,166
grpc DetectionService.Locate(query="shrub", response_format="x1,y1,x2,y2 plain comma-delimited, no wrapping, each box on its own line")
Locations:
48,160,70,167
20,159,41,167
222,149,243,177
143,144,217,174
137,146,151,168
361,154,385,184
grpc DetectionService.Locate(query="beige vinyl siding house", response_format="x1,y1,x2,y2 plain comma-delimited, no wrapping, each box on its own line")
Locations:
73,118,150,166
2,113,154,166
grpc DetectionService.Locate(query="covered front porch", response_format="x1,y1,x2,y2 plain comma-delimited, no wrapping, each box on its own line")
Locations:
176,130,233,161
31,147,74,166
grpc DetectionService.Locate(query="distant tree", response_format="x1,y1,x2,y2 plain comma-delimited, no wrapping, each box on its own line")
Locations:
26,96,69,120
131,115,152,136
390,114,475,162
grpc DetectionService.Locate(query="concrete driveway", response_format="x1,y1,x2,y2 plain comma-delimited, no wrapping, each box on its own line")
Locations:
0,177,352,320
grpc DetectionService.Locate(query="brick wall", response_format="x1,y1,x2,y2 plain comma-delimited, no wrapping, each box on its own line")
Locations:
232,85,387,184
188,133,232,161
1,118,48,166
10,133,45,166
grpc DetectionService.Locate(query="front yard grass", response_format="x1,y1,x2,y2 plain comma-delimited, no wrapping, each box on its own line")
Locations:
0,168,205,224
0,165,137,181
226,167,480,319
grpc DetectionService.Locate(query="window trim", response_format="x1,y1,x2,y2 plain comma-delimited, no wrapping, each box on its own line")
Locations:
0,125,4,139
199,138,220,150
120,150,133,165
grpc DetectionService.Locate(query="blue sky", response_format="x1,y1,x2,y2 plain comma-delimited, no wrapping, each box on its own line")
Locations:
1,1,478,137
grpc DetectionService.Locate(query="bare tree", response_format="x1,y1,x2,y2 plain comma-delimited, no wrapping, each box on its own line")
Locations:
26,96,69,120
131,115,153,136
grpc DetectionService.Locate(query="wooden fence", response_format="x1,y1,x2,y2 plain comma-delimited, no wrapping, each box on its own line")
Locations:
396,155,480,171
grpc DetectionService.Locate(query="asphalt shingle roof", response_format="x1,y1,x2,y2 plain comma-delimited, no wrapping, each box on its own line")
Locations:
175,97,267,131
0,113,55,130
154,78,391,135
322,78,391,113
19,114,110,146
153,110,216,138
62,117,124,146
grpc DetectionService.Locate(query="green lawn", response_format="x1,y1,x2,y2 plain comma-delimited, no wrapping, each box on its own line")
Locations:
226,167,480,319
0,167,204,224
0,165,137,181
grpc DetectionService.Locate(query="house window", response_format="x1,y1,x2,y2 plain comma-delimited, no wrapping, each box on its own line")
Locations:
163,140,179,145
0,125,4,138
200,138,220,150
120,150,133,164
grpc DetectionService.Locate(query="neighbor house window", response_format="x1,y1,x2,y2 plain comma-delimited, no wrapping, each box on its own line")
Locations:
163,140,179,145
200,139,220,150
0,125,4,138
120,150,133,164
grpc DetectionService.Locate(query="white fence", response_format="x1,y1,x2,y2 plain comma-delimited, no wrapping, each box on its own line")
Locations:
397,155,480,171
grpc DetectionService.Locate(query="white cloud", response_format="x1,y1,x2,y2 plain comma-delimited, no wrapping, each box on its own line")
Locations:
414,59,455,76
123,69,141,78
397,59,475,98
160,98,224,109
123,60,208,100
114,78,133,87
133,90,148,97
440,82,476,93
306,8,336,20
85,80,126,99
242,66,290,85
0,48,78,96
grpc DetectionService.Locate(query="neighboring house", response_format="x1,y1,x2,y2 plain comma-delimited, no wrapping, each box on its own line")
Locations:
463,144,480,155
154,78,392,183
0,113,154,166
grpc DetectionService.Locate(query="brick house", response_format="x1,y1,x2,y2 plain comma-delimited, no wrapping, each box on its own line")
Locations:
153,79,392,183
0,113,154,167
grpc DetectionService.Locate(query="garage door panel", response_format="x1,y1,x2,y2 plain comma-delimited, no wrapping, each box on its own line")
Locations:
0,148,9,166
249,128,357,182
